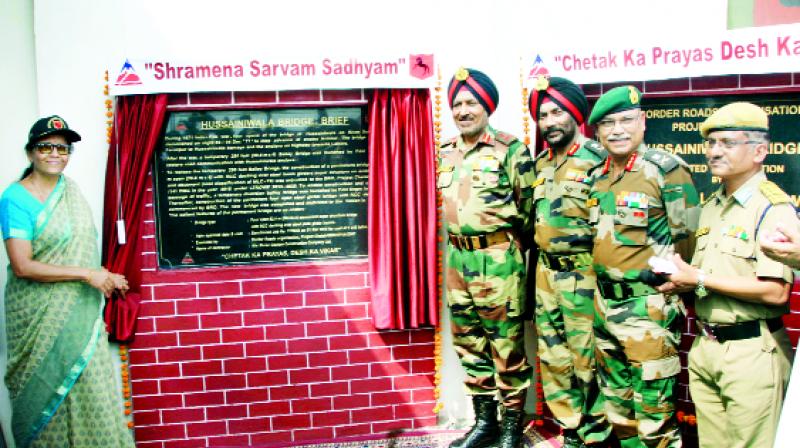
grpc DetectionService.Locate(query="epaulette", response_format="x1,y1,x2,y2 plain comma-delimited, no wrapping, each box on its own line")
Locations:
440,136,457,149
534,149,550,161
643,149,681,173
495,131,519,146
582,139,607,159
760,180,792,205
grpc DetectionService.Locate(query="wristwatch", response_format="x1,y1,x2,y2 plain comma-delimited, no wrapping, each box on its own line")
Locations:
695,269,708,298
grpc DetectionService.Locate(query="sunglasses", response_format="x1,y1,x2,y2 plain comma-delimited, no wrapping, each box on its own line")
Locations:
33,142,73,156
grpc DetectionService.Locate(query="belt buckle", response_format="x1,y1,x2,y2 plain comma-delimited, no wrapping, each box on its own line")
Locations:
701,322,718,341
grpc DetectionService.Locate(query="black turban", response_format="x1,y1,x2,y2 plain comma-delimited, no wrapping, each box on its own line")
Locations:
448,67,499,115
528,76,588,125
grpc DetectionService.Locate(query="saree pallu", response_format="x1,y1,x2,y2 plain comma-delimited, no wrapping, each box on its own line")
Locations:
5,176,134,448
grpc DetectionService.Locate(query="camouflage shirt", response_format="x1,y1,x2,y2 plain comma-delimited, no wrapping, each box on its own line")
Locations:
588,144,700,282
438,126,535,236
533,135,606,254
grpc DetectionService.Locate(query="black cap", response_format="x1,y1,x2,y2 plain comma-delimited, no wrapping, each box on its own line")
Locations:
26,115,81,150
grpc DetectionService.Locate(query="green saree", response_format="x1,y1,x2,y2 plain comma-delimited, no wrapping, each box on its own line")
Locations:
4,176,134,448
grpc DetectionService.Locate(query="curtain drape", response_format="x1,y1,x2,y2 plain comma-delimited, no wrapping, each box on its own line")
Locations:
101,94,168,342
367,89,438,330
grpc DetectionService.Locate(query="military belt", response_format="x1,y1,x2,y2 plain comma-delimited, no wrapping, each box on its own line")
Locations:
596,280,657,300
448,229,513,251
696,317,783,344
539,252,593,272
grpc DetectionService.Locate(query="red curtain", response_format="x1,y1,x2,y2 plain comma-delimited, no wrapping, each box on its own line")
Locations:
101,94,168,341
367,89,438,329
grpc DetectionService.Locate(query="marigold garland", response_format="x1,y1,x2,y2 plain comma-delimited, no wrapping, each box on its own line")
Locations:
520,63,531,147
105,71,133,430
432,65,445,415
520,65,545,427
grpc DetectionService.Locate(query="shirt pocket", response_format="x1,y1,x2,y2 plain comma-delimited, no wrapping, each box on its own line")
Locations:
437,165,454,189
472,166,502,188
558,180,591,219
614,206,648,246
719,235,755,260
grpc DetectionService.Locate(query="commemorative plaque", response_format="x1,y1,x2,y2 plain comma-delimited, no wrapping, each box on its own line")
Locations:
643,92,800,202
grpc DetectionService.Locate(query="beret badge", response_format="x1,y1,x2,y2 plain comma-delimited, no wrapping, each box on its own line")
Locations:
534,75,550,91
628,86,639,105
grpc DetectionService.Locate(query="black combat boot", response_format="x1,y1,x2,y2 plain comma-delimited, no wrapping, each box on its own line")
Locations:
490,408,525,448
449,395,500,448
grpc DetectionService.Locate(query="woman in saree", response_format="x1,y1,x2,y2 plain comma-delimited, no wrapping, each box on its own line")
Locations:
0,116,135,447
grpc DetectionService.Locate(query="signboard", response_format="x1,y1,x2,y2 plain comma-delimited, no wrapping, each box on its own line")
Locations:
524,23,800,85
110,52,435,95
643,93,800,203
153,106,369,268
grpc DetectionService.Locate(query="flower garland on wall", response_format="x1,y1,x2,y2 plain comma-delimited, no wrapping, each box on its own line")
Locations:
432,66,444,415
105,70,134,429
520,67,544,428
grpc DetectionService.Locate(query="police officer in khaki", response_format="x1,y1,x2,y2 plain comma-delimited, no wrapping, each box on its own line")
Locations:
658,102,798,448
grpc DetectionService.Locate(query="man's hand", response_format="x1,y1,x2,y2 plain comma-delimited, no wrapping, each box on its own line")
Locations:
760,223,800,270
656,254,698,295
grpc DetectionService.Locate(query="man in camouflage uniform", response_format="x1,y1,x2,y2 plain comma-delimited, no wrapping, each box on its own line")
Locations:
658,103,797,448
528,76,613,448
439,67,535,448
586,86,699,448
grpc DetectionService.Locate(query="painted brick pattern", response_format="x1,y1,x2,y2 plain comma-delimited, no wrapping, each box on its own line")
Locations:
129,89,437,447
582,73,800,447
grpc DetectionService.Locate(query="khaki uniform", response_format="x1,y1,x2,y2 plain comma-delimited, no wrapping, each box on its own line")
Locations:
438,126,535,409
689,172,797,448
588,144,700,448
532,136,611,443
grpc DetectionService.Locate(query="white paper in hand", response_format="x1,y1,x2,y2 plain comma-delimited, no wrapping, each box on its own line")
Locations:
648,256,677,275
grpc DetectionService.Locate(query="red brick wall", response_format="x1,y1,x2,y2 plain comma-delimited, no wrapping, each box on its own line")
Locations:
129,90,438,448
583,73,800,445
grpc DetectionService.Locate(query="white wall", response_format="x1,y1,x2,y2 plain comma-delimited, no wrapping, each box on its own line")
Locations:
0,1,38,444
0,0,733,442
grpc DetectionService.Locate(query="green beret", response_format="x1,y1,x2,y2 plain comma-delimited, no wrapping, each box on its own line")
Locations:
588,85,642,125
699,102,768,138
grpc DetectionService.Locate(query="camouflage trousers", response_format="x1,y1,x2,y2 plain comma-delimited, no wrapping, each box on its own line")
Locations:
446,241,532,409
593,288,683,448
535,261,610,444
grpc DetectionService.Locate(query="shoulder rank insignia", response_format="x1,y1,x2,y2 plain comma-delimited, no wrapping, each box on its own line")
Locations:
437,164,454,173
695,227,710,237
586,197,599,207
582,139,607,159
643,149,679,173
760,181,791,205
495,131,519,146
532,177,545,188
